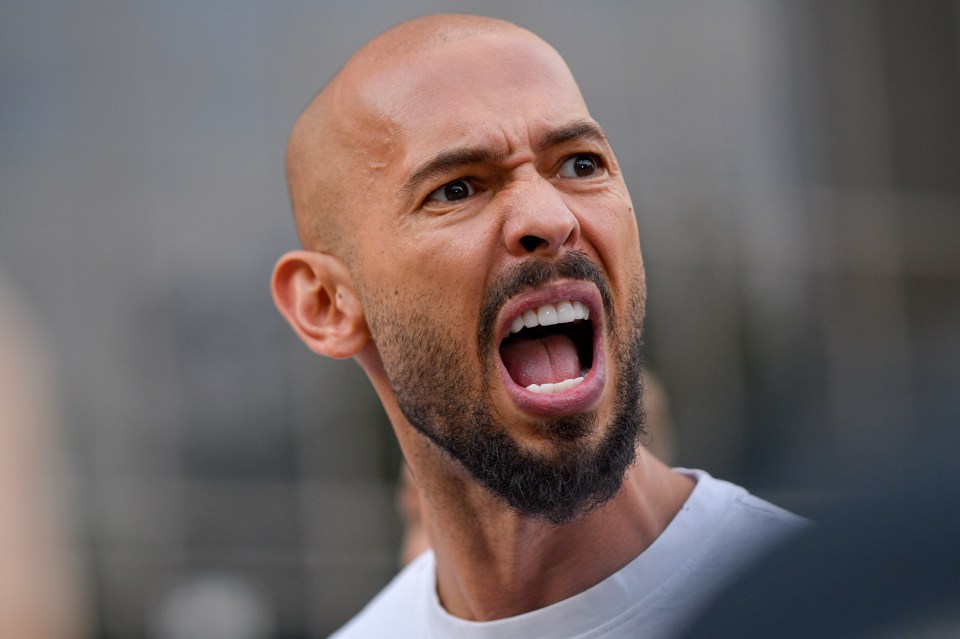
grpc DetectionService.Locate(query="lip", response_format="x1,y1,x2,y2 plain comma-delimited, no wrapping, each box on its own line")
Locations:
494,280,606,418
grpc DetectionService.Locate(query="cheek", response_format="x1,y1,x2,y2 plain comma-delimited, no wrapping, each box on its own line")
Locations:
400,214,498,291
581,189,641,261
362,224,494,349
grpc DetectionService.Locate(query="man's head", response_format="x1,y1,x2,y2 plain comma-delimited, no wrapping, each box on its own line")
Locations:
273,14,648,523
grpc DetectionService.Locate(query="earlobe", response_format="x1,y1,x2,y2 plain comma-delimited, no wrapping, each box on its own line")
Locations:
271,250,369,359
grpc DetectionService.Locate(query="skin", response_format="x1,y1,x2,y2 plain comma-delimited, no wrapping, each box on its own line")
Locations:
397,368,680,568
0,276,87,638
273,14,693,621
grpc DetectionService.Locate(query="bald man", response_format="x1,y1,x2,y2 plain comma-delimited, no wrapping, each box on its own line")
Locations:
273,14,805,638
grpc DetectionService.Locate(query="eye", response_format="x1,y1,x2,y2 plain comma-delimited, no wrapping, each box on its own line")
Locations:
426,178,477,204
558,154,602,178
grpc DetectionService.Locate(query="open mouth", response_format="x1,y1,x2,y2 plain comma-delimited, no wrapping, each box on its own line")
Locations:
500,300,593,393
494,282,605,416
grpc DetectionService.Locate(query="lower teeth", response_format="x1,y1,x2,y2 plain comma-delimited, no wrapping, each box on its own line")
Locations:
526,376,585,394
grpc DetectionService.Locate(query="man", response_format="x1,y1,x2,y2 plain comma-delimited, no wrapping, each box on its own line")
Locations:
272,14,804,638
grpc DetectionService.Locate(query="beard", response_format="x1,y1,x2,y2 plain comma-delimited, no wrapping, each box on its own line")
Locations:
365,250,647,525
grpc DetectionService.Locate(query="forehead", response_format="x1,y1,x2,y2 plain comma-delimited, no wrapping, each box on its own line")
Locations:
352,33,592,170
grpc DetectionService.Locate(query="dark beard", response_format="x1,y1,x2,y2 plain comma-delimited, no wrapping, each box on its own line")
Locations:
369,251,647,525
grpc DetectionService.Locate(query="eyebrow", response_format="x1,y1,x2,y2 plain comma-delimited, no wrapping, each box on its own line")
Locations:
534,119,608,153
398,119,608,202
400,146,504,202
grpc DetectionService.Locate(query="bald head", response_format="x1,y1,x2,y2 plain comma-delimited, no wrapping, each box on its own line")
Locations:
274,11,648,535
285,14,563,260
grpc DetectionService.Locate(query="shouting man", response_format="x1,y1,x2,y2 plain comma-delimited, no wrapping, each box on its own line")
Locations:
272,14,804,638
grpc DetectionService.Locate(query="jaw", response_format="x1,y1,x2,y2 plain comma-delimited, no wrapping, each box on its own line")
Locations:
493,280,607,420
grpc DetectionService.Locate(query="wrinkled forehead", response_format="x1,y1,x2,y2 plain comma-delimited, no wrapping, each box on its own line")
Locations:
335,31,592,171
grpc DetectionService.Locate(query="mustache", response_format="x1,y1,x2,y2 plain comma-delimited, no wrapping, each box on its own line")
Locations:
477,250,615,355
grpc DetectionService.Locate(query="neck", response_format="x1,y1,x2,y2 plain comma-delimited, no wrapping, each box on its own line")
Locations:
362,358,694,621
412,443,694,621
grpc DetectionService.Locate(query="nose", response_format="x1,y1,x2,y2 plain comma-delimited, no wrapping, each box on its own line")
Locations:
501,177,580,258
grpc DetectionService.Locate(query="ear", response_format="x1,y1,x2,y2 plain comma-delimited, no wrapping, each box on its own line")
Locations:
271,250,369,359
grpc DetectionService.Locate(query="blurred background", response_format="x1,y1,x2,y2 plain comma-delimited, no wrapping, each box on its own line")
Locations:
1,0,958,636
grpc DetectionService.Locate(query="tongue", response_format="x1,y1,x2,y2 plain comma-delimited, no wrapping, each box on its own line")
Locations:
501,333,582,387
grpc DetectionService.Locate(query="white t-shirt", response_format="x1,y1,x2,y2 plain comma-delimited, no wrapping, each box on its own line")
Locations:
331,469,807,639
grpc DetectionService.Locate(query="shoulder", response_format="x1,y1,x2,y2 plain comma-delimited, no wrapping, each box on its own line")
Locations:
329,550,433,639
678,468,806,523
704,470,807,535
673,468,810,571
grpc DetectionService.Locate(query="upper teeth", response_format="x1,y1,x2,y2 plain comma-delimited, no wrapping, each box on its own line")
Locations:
509,300,590,334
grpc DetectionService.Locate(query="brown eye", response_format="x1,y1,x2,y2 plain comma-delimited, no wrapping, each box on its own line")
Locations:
443,180,471,200
426,179,476,204
559,154,601,178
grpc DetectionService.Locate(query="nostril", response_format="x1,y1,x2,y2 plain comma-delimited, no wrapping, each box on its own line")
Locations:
520,235,549,252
